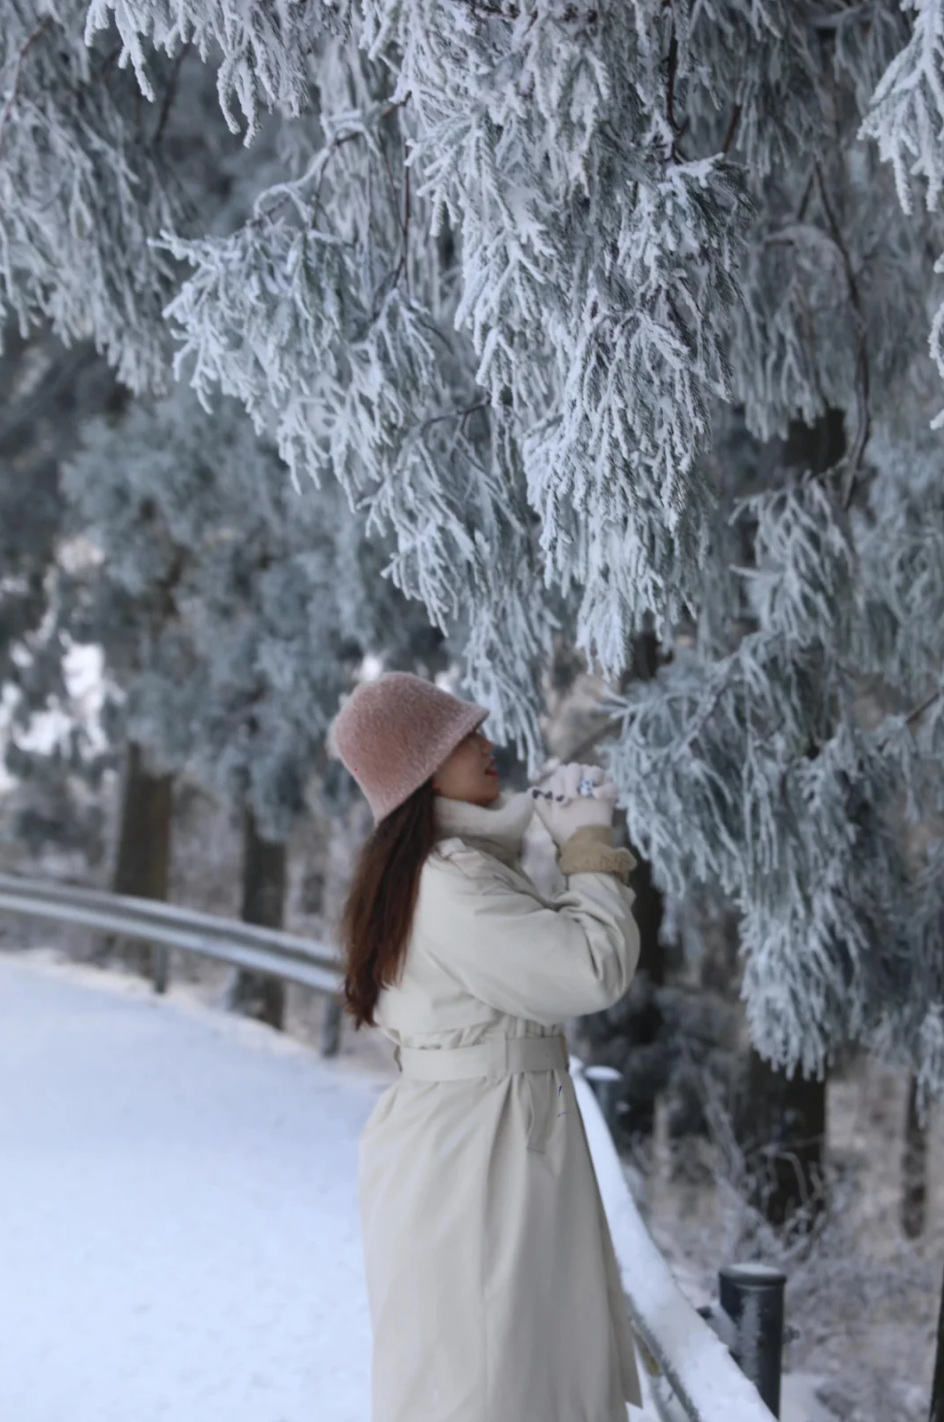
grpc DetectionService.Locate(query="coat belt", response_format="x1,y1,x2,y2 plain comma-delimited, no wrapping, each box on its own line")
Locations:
393,1034,571,1153
393,1032,569,1081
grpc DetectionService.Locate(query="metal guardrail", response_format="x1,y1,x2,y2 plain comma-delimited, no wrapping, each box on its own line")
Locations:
0,871,785,1420
0,873,346,1053
573,1057,782,1422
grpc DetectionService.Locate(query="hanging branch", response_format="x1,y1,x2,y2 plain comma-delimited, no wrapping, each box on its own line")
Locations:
152,43,192,148
814,160,871,510
722,103,742,155
876,685,944,754
0,15,52,162
419,400,491,432
665,22,683,163
247,96,412,233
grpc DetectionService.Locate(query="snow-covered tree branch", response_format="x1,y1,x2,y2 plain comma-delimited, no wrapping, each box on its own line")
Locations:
4,0,944,1098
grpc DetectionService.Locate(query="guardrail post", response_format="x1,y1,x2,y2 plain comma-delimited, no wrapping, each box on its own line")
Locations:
717,1263,786,1417
584,1064,622,1135
320,995,342,1057
152,944,169,996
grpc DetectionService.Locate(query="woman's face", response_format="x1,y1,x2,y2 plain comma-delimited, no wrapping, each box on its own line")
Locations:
431,727,500,806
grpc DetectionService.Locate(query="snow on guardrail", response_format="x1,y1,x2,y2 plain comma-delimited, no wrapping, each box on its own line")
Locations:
571,1057,776,1422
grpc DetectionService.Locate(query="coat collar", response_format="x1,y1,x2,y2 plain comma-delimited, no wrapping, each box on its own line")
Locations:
433,788,535,869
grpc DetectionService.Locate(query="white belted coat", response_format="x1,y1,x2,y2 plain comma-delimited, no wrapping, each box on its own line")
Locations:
357,788,643,1422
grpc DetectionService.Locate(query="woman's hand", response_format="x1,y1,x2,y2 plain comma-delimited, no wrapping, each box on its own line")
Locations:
530,763,618,848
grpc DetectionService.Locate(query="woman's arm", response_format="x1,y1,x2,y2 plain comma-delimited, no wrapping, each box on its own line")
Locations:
417,835,641,1025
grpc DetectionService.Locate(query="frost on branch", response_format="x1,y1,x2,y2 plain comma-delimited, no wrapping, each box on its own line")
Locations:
154,44,555,770
732,480,859,652
862,1,944,425
0,7,188,392
362,0,755,674
83,0,338,139
860,0,944,215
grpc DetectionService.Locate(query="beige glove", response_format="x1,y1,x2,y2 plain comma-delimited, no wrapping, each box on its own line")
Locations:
530,762,618,848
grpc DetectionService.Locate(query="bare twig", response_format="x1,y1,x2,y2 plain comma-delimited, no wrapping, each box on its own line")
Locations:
814,160,871,509
152,43,191,148
721,103,742,156
400,163,411,293
795,167,815,222
0,16,52,163
311,96,410,221
249,95,410,233
377,106,411,292
94,41,124,81
419,400,490,433
665,24,683,163
876,685,944,753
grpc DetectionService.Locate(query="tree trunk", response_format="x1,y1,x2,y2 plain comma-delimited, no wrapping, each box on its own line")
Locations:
225,805,287,1030
929,1261,944,1422
104,741,173,980
734,1046,828,1227
727,407,841,1227
617,631,665,992
901,1072,927,1240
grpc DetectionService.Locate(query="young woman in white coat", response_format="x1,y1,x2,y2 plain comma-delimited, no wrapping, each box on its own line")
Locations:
331,670,643,1422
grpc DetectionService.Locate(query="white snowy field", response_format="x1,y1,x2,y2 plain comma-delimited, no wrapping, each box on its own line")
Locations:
0,948,858,1422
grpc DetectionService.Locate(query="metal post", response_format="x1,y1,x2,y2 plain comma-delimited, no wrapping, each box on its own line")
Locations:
584,1064,622,1135
152,944,168,996
718,1263,786,1417
320,995,343,1057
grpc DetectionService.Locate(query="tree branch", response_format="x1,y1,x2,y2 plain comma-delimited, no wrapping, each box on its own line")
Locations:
666,24,682,163
0,16,52,163
419,400,490,433
249,96,411,233
152,43,191,148
814,160,870,509
722,103,742,156
877,686,944,753
312,96,410,222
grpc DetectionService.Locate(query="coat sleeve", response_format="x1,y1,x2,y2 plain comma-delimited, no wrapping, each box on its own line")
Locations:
417,840,642,1026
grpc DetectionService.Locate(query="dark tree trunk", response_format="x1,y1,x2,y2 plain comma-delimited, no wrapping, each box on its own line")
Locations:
617,631,665,991
901,1073,927,1240
733,1046,828,1227
225,805,287,1030
104,741,173,979
727,408,842,1227
930,1262,944,1422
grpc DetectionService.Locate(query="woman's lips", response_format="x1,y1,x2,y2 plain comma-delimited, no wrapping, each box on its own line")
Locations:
485,764,498,776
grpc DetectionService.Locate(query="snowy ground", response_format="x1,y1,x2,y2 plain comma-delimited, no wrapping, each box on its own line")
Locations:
0,950,390,1422
0,947,936,1422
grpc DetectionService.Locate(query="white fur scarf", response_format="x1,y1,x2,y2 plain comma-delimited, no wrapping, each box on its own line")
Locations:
432,788,536,869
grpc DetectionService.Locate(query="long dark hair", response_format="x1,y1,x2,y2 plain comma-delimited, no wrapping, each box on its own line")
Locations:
339,777,440,1031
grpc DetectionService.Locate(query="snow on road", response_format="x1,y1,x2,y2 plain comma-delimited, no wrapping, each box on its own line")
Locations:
0,949,842,1422
0,951,392,1422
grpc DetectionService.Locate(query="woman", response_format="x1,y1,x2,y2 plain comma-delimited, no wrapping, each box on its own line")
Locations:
331,670,643,1422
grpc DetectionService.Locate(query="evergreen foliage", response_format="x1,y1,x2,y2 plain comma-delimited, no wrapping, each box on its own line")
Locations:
56,381,438,841
4,2,944,1098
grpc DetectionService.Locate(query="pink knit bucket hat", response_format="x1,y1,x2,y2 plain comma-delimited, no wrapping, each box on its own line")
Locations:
330,671,490,825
